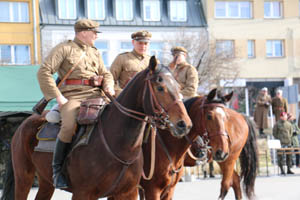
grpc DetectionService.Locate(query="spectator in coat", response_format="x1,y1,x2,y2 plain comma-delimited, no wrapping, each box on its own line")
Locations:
254,87,272,137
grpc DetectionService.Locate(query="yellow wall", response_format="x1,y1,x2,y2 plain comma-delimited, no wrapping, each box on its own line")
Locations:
203,0,300,80
0,0,41,64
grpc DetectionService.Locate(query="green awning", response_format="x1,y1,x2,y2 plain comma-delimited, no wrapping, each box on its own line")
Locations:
0,65,57,111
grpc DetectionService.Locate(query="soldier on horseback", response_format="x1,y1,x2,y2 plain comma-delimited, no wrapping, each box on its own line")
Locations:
37,19,115,188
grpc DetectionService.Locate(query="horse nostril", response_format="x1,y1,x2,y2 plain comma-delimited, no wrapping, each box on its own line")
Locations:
176,120,186,129
215,149,223,158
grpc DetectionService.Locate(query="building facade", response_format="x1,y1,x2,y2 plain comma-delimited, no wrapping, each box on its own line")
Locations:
0,0,41,65
39,0,207,67
202,0,300,116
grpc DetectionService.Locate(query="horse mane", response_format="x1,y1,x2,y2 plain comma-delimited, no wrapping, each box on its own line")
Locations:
184,97,200,112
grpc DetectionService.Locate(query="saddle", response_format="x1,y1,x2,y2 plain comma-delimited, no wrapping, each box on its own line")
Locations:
34,98,107,152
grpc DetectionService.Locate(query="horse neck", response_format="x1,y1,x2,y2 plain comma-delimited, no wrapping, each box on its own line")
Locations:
157,129,198,166
98,75,147,158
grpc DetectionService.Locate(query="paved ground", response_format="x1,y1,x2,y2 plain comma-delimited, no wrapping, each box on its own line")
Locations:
5,166,299,200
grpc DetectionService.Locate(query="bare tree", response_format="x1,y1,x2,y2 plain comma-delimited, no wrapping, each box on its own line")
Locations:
162,28,240,93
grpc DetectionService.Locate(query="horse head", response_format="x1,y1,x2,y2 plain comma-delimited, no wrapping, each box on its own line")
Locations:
203,88,233,162
118,56,192,138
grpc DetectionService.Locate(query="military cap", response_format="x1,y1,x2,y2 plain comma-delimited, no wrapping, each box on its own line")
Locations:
131,30,152,42
74,19,101,33
171,46,188,55
261,87,268,91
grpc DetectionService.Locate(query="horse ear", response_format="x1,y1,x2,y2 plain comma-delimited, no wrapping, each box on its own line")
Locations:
207,88,217,101
224,91,234,103
149,56,157,72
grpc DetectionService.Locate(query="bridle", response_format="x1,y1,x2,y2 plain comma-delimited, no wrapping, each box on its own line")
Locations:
98,69,183,197
186,97,231,163
104,71,182,130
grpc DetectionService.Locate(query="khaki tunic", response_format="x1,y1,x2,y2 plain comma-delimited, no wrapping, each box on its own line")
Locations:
37,38,114,142
110,50,150,96
169,61,198,99
272,97,288,121
254,94,271,129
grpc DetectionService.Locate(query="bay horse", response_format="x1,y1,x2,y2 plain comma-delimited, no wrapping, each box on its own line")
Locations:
184,95,259,200
139,88,258,200
0,56,192,200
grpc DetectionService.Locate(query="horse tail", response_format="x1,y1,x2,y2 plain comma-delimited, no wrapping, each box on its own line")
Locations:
0,152,15,200
239,115,259,200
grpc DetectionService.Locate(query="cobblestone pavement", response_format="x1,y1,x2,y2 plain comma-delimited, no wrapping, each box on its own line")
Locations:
2,167,300,200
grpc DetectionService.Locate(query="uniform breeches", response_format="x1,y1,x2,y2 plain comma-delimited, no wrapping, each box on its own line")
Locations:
58,99,82,143
277,147,292,168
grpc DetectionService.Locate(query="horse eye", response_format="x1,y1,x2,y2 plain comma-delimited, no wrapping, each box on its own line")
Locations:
157,86,164,92
207,115,212,120
157,76,163,82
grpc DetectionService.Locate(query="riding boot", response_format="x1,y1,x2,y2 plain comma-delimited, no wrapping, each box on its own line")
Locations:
52,138,69,188
287,167,294,174
279,165,285,175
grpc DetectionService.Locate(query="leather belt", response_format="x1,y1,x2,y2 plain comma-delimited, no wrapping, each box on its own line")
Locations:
64,79,92,86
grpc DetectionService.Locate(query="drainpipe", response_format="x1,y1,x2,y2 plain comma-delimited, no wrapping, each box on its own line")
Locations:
32,0,38,64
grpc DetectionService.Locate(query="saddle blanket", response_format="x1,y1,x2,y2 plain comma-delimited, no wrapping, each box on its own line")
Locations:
34,122,94,153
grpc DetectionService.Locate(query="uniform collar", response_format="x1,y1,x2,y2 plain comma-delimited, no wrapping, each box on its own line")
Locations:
132,50,145,60
74,37,94,50
176,61,188,69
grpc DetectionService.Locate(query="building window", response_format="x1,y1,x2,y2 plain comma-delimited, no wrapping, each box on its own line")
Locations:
0,1,29,23
120,42,133,53
116,0,133,21
264,1,282,18
143,0,160,21
215,1,252,19
248,40,255,58
149,42,164,61
0,45,31,64
95,41,109,66
216,40,235,57
266,40,284,57
170,0,187,22
58,0,77,19
87,0,105,20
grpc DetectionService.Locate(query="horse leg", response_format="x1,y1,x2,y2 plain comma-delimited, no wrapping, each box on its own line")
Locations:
111,188,139,200
34,175,55,200
143,186,162,200
161,186,176,200
218,161,236,200
14,166,35,200
231,170,242,200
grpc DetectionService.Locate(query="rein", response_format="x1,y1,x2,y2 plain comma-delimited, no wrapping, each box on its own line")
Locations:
98,71,182,197
156,132,183,199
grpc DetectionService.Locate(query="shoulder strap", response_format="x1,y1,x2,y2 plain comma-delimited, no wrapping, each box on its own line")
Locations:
57,51,86,88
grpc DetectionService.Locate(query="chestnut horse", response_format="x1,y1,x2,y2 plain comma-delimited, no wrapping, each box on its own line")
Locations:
139,89,231,199
140,89,258,200
184,97,259,200
0,57,192,200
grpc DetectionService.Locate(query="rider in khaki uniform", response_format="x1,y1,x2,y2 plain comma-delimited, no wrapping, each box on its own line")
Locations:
168,46,199,99
110,30,152,96
37,19,114,189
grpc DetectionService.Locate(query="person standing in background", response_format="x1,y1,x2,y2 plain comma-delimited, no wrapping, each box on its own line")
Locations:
288,113,300,168
272,89,288,122
254,87,272,137
273,112,294,175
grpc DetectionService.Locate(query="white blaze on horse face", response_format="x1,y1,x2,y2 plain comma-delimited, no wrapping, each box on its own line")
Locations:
216,107,226,119
164,73,182,100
